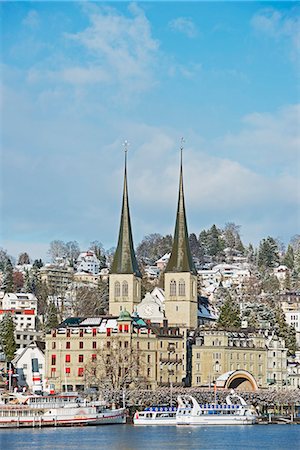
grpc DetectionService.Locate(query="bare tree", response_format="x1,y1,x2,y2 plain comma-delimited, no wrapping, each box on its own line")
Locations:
71,282,108,316
84,337,146,402
48,240,67,262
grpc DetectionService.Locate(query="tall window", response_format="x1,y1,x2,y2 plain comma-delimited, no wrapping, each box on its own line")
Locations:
122,281,128,296
170,280,176,296
179,279,185,296
115,281,120,297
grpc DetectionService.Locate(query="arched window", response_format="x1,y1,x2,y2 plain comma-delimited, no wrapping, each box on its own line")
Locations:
122,281,128,297
170,280,176,296
179,279,185,296
114,281,120,297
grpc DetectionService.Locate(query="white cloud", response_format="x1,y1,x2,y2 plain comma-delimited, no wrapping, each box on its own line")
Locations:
22,10,39,29
64,3,159,93
216,104,300,171
169,17,198,38
251,8,300,58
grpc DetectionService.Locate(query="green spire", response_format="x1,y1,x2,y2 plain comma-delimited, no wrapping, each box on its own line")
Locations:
110,146,141,277
165,144,197,275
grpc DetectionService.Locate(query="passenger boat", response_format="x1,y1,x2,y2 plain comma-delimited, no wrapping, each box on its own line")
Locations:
176,392,257,425
133,406,177,425
0,392,126,428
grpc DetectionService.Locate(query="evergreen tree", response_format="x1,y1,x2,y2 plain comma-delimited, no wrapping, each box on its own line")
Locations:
283,245,294,270
189,233,204,263
198,230,209,255
217,294,241,329
24,270,33,293
0,248,9,272
261,273,280,293
258,237,280,270
33,259,44,269
1,259,14,293
45,302,59,332
246,243,255,265
0,314,16,361
274,307,297,356
284,271,291,291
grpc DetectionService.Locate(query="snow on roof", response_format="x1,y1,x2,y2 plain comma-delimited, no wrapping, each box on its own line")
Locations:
155,253,171,264
216,370,235,381
80,318,102,326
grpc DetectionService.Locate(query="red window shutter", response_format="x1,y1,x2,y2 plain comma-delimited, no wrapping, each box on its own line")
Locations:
65,367,70,374
65,354,70,363
92,354,97,362
124,324,129,332
119,324,123,332
107,328,111,337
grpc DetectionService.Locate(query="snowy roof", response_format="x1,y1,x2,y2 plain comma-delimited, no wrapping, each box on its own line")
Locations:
155,253,171,264
80,318,102,326
216,370,235,381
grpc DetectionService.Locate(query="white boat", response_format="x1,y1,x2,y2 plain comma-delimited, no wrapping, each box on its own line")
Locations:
133,406,177,425
176,391,257,425
0,392,126,428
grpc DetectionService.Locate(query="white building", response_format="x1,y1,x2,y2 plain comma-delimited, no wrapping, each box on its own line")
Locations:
1,293,37,331
76,251,100,275
12,341,45,392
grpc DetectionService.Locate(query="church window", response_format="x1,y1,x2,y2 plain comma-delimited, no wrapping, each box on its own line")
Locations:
179,280,185,296
170,280,176,296
115,282,120,297
122,281,128,296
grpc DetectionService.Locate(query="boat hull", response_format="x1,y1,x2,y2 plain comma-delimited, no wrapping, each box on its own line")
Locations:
0,409,126,428
177,415,256,425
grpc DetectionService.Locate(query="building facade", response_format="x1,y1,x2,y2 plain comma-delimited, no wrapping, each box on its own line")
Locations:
45,315,185,392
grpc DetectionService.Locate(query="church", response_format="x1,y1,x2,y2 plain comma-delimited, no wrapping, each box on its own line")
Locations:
45,145,283,393
109,144,199,331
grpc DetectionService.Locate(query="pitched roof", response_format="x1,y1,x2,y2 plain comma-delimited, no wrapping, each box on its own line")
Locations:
110,152,141,277
165,150,196,275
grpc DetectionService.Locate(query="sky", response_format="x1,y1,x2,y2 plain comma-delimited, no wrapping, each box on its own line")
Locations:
1,1,300,261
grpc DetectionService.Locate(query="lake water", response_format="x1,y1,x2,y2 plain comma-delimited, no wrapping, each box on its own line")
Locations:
1,424,299,450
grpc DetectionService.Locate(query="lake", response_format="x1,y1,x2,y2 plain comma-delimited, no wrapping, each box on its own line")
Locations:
1,424,299,450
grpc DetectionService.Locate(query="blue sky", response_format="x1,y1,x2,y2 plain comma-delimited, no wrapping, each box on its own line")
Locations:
1,1,299,261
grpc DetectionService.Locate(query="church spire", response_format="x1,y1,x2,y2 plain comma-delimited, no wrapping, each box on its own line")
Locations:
165,138,196,274
110,141,141,277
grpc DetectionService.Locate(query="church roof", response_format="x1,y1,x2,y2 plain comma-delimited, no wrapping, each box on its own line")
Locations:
165,149,197,275
110,151,141,277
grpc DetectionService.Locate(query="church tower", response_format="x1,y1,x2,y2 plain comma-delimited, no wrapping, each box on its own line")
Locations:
109,144,142,315
164,143,198,329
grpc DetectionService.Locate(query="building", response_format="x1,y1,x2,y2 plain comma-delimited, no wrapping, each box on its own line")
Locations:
12,341,45,392
1,293,37,332
45,314,185,392
76,251,100,275
191,329,287,389
40,264,74,294
192,329,287,387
